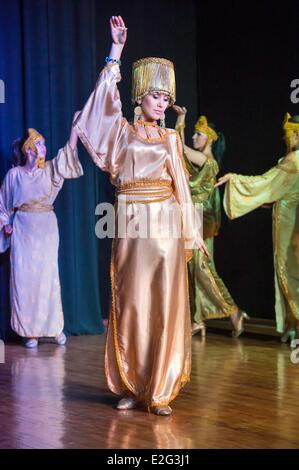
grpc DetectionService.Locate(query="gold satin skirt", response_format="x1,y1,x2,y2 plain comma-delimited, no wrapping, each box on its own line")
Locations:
104,187,191,408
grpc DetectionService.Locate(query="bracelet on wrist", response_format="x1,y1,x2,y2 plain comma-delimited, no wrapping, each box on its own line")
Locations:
105,56,122,66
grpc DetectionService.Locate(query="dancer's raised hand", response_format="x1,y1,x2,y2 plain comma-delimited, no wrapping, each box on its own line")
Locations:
173,105,187,116
173,105,187,128
110,15,127,45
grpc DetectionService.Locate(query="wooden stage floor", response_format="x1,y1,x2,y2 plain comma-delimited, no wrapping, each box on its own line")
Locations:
0,332,299,449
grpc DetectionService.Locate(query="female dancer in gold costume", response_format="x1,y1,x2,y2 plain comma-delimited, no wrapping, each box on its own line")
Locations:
74,16,208,415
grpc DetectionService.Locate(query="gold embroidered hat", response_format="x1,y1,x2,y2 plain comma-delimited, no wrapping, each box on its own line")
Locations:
194,115,218,142
22,128,44,154
131,57,176,105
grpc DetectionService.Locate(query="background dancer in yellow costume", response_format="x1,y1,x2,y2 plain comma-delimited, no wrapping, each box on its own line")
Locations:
216,113,299,347
74,16,208,415
174,107,248,338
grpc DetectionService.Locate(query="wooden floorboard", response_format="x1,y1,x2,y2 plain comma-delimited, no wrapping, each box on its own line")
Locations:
0,332,299,449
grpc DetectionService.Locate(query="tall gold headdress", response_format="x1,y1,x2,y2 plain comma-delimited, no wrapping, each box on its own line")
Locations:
283,113,299,152
194,115,218,142
131,57,176,105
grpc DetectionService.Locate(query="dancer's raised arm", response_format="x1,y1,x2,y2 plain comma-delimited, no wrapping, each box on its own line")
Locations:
174,105,207,167
108,15,127,62
73,16,128,175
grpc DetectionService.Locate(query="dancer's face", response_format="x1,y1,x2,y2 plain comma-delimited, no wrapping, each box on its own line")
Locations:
25,138,47,165
284,131,299,151
291,131,299,150
35,138,47,159
141,92,170,121
192,131,208,151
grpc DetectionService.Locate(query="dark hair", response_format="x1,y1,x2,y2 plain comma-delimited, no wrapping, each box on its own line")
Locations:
207,121,226,167
11,137,27,167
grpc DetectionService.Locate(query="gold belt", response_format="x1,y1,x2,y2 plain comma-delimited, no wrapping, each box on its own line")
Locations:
17,203,54,212
117,179,173,204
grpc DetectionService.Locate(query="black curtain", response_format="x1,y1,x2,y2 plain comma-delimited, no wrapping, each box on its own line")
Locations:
195,0,299,319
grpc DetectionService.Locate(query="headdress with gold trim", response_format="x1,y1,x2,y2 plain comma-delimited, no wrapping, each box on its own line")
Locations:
22,128,44,154
283,113,299,152
22,128,46,168
194,115,218,143
131,57,176,105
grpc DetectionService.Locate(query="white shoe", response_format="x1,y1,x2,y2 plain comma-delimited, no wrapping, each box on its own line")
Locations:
24,338,38,349
153,405,172,416
191,321,206,338
55,332,67,345
231,311,250,338
116,397,138,410
281,328,297,347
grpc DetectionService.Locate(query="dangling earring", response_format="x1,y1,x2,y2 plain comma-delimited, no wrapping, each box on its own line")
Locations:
160,112,166,128
37,157,45,169
134,105,142,124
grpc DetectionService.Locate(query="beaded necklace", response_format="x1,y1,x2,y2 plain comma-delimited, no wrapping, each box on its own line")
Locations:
135,120,165,139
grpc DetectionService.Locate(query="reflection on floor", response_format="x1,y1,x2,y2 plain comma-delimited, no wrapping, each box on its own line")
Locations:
0,332,298,449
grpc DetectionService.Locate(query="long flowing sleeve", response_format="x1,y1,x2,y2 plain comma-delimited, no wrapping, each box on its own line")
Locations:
176,121,196,175
0,171,14,252
47,141,84,188
73,64,127,176
167,131,201,250
224,152,299,219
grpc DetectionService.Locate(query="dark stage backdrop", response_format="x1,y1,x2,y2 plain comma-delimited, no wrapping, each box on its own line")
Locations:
195,1,299,319
0,0,199,339
1,0,298,339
